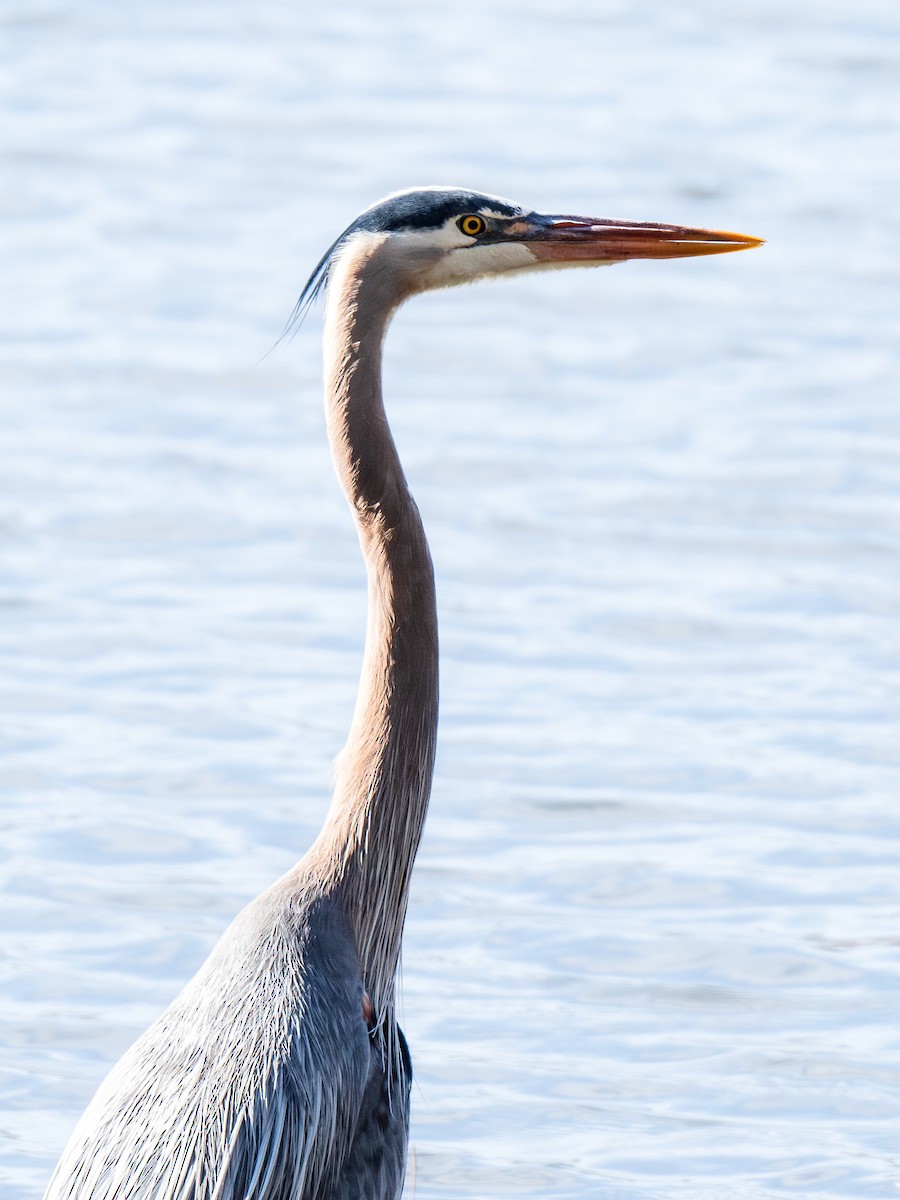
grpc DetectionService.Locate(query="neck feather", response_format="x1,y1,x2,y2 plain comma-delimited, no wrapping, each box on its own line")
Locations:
307,237,438,1022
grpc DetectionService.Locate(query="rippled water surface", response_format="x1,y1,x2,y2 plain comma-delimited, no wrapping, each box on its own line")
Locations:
2,1,899,1196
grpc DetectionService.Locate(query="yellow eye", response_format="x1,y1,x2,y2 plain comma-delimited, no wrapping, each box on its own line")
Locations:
458,214,486,237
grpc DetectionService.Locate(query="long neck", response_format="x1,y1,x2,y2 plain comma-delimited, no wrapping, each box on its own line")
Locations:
309,240,438,1019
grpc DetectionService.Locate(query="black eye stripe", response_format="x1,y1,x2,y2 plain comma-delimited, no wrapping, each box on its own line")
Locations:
290,192,527,327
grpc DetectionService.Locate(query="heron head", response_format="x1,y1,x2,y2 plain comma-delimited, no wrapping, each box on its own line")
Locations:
293,186,762,323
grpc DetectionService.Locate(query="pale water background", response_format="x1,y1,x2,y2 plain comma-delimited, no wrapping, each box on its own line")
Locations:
2,0,899,1196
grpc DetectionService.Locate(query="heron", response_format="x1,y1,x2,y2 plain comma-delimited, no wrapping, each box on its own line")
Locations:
43,187,761,1200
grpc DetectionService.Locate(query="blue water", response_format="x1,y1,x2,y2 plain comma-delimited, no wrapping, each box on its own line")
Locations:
2,1,899,1196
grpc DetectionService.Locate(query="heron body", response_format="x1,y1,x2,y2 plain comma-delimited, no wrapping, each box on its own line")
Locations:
44,188,761,1200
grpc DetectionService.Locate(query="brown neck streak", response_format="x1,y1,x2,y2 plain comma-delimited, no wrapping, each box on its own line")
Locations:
310,236,438,1026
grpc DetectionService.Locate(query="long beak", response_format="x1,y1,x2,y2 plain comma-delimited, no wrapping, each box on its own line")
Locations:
521,215,764,263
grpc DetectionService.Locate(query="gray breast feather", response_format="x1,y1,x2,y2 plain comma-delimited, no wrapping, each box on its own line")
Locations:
323,1028,411,1200
43,891,409,1200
